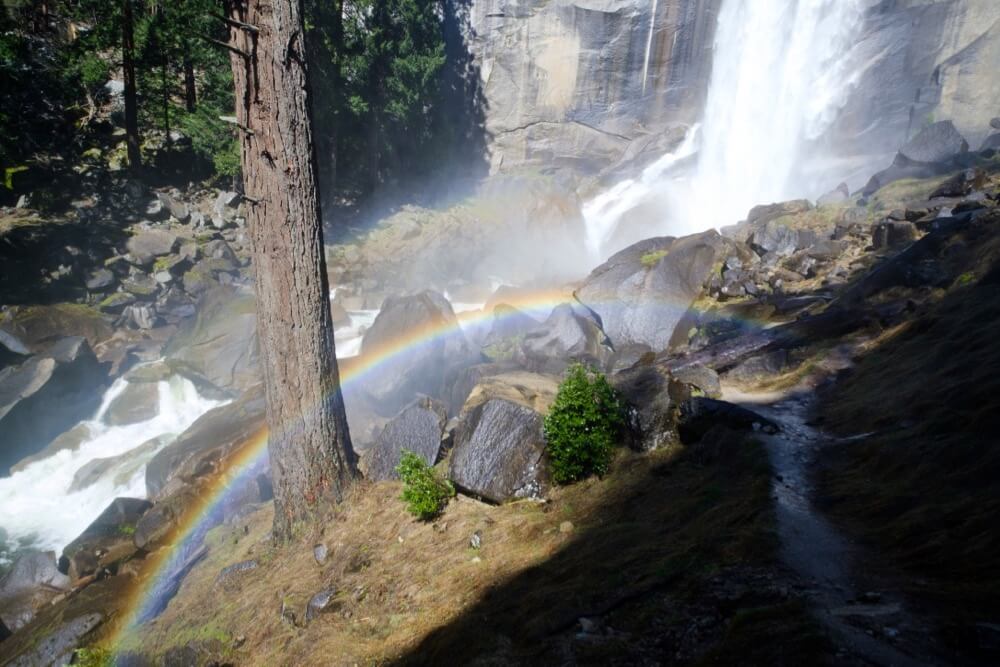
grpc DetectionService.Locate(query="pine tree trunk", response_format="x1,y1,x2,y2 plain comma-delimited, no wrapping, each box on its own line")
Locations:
122,0,142,170
225,0,357,541
183,59,197,112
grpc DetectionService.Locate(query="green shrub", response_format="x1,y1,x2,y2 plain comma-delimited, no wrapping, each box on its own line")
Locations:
544,363,625,484
396,451,455,521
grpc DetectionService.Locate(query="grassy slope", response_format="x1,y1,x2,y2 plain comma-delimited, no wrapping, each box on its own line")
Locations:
123,435,829,666
818,247,1000,622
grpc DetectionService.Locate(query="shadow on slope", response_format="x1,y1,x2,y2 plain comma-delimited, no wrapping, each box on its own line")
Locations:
817,254,1000,639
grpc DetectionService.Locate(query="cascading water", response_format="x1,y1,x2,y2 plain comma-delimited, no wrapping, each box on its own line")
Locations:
583,0,866,259
0,374,222,561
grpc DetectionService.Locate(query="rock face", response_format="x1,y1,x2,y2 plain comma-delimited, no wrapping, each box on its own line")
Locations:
358,291,477,413
0,336,105,475
449,398,548,503
520,303,611,372
60,497,151,581
164,285,259,395
576,231,724,352
612,363,683,452
466,0,722,175
0,551,70,632
364,397,447,481
102,380,160,426
145,385,265,500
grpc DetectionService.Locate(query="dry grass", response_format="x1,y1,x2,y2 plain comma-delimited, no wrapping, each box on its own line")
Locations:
123,432,818,665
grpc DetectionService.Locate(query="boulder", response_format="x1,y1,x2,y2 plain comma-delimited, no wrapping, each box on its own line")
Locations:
520,303,611,372
817,183,850,206
156,287,197,324
122,273,160,299
0,551,70,632
164,285,259,394
612,363,683,452
677,397,778,444
930,168,986,198
145,384,265,500
861,152,953,197
69,435,171,492
0,329,30,370
358,290,477,413
749,219,803,258
576,231,725,352
746,199,812,227
364,397,447,481
60,497,151,581
445,361,524,416
133,488,200,551
0,337,105,475
449,398,548,503
898,120,968,164
980,133,1000,152
671,363,721,398
871,220,918,251
458,371,560,417
0,304,113,353
98,291,137,314
85,268,116,291
118,304,159,330
156,192,190,223
126,229,180,265
480,304,539,361
10,423,92,473
102,380,160,426
722,350,790,386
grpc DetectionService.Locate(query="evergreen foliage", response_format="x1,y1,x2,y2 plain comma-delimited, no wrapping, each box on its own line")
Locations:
396,450,454,521
544,364,626,484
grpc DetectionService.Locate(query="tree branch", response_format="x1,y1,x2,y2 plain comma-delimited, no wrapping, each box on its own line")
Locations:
213,12,259,34
200,35,250,59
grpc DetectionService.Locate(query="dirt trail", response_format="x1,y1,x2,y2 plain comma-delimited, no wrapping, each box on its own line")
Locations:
726,387,950,666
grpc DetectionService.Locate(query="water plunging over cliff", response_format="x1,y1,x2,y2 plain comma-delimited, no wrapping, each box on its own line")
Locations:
583,0,865,259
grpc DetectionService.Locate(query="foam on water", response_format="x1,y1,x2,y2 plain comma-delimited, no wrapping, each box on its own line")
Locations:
0,374,223,555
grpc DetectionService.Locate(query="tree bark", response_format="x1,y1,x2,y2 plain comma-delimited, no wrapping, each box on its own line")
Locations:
183,58,197,111
225,0,357,541
122,0,142,170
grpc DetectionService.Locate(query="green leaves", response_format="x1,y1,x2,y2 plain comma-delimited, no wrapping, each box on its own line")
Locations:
544,364,626,485
396,451,455,521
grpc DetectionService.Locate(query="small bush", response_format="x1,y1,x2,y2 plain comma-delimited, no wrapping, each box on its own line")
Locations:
74,647,113,667
396,451,455,521
544,363,625,484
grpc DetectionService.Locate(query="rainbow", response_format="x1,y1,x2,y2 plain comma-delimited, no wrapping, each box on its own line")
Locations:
110,286,769,649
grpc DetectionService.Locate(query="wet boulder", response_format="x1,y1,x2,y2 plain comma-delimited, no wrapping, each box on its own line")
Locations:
0,337,106,475
520,303,611,372
480,304,539,362
898,120,968,164
0,304,113,353
102,380,160,426
364,397,447,481
358,290,478,413
576,231,725,352
449,398,548,503
69,434,172,493
164,285,259,395
671,363,721,398
0,551,71,632
60,497,151,581
145,384,265,500
746,199,813,227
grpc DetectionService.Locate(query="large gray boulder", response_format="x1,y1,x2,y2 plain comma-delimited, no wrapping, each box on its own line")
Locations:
575,230,725,352
520,303,611,372
102,380,160,426
358,291,478,413
449,398,548,503
364,397,447,481
0,337,105,475
164,285,259,395
145,385,265,500
125,229,180,266
612,362,683,452
60,497,151,582
69,434,171,492
0,551,70,632
898,120,968,164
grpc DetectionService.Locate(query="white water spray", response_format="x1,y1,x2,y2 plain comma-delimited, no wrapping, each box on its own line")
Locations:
0,374,222,556
584,0,866,259
641,0,659,95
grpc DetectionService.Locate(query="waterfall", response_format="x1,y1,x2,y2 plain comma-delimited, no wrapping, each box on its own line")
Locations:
641,0,659,95
584,0,865,259
0,373,223,559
